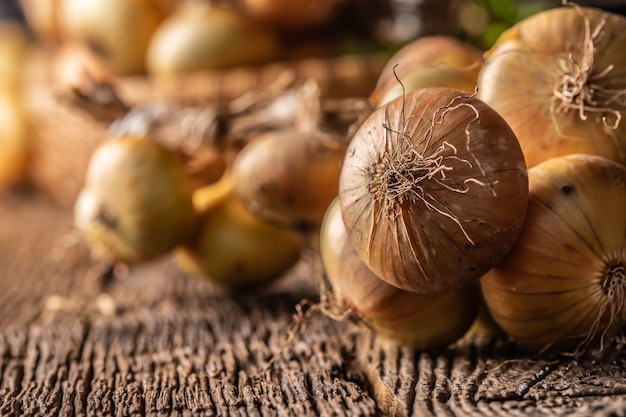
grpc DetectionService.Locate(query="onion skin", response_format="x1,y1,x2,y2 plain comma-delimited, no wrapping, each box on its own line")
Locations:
339,87,528,294
480,154,626,354
320,197,479,349
477,6,626,168
74,135,196,264
370,35,484,108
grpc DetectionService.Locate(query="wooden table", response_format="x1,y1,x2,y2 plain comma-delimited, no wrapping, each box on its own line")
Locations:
1,189,625,416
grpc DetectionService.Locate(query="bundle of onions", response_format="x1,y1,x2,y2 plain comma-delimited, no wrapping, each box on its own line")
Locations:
320,198,479,349
480,154,626,354
370,35,484,108
339,87,528,294
477,5,626,168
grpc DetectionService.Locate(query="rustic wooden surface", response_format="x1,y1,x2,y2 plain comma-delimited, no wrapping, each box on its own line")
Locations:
1,189,626,416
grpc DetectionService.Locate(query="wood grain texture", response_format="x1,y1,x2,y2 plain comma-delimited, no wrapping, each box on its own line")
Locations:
1,190,626,416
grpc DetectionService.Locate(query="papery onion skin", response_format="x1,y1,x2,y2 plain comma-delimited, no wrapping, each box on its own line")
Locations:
320,197,479,349
477,6,626,168
339,87,528,294
480,154,626,354
370,35,484,108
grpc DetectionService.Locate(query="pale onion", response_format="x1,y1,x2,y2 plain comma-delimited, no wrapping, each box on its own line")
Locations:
370,35,484,108
339,87,528,294
59,0,164,74
175,174,302,291
320,197,479,349
481,154,626,354
477,6,626,168
74,135,196,263
146,3,280,75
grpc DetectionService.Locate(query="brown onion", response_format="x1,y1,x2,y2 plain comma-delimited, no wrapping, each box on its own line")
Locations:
320,197,479,349
480,154,626,354
232,128,345,232
339,87,528,294
477,6,626,168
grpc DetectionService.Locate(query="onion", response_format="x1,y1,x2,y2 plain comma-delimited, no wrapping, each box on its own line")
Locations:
146,3,280,75
232,81,347,232
339,87,528,294
232,128,345,232
175,174,302,291
480,154,626,354
370,35,484,108
74,135,196,263
477,6,626,168
240,0,339,30
59,0,164,74
0,24,31,190
320,197,479,349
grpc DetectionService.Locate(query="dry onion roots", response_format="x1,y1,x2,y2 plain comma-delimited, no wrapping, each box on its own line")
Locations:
339,87,528,294
481,154,626,355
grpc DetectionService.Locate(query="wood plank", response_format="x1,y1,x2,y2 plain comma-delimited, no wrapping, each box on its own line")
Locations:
1,190,626,416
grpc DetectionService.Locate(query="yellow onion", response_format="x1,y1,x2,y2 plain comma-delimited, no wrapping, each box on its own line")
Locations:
146,3,280,75
59,0,164,74
370,35,484,108
74,135,196,263
320,197,479,349
481,154,626,354
477,6,626,168
175,174,302,290
232,127,346,232
339,87,528,294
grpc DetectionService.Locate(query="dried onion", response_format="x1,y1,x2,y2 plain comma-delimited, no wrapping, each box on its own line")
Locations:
339,87,528,294
481,154,626,354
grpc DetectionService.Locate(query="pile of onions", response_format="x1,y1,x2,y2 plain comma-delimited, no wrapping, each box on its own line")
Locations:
477,5,626,168
481,154,626,354
320,197,479,349
339,87,528,294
